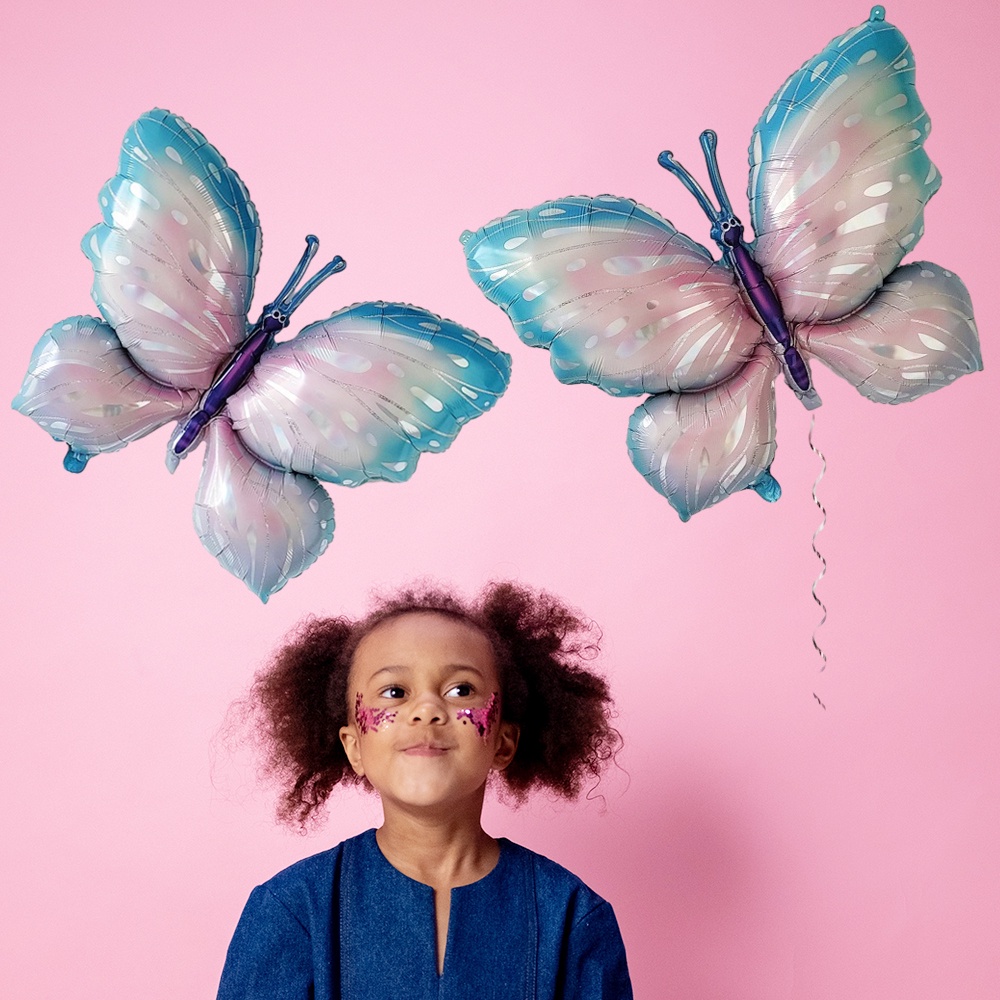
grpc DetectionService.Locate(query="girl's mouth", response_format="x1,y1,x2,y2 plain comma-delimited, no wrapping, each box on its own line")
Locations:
401,744,450,756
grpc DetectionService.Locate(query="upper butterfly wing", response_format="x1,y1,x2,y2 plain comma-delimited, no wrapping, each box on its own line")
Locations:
82,108,261,390
749,10,939,323
462,195,762,395
800,262,981,403
225,301,511,485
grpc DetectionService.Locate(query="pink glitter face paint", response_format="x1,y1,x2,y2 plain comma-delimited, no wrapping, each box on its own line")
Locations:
456,692,499,740
354,692,397,735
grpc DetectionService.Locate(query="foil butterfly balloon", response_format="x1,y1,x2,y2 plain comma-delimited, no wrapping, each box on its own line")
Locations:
13,109,511,600
463,6,981,520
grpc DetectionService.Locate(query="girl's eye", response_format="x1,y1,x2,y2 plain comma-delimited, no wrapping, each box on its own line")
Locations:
379,685,406,700
446,682,475,698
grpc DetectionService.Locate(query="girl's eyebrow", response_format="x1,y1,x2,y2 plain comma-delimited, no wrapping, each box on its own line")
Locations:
367,664,487,681
368,666,407,681
445,665,487,679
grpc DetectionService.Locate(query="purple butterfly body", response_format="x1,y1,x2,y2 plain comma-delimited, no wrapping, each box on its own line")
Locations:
462,6,981,520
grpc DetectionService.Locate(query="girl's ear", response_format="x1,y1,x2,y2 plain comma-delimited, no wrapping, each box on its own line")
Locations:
339,725,365,776
491,722,519,771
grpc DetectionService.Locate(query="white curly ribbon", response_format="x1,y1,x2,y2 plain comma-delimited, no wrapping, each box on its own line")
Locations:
808,415,828,702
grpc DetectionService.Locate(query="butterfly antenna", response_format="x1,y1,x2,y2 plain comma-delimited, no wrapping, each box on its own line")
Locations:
698,130,737,219
284,253,347,315
657,148,718,223
270,236,347,318
273,235,322,308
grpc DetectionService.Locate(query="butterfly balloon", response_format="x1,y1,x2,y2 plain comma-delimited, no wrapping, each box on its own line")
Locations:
462,5,981,521
13,109,511,600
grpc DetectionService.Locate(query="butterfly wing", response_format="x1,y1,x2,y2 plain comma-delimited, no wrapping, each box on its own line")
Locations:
627,344,782,521
82,108,261,390
12,315,197,470
800,262,981,403
749,9,939,323
225,302,511,485
193,417,335,602
462,195,762,395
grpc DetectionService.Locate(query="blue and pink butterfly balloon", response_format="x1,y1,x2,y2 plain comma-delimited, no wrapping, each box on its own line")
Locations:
13,109,511,601
463,6,981,521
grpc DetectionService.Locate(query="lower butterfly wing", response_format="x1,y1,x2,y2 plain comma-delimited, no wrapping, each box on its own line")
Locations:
799,262,981,403
462,195,762,394
225,302,511,484
749,9,939,323
627,344,782,521
193,418,335,602
12,315,197,471
82,109,261,390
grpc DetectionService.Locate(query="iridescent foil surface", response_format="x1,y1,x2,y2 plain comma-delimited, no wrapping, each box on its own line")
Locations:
462,7,981,521
13,109,511,601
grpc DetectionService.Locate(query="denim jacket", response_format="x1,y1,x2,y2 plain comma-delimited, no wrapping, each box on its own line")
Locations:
218,828,632,999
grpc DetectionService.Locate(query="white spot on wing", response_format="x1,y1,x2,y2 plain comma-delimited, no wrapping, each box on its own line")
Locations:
875,93,908,116
837,203,889,235
411,386,443,412
523,278,556,301
128,182,160,209
773,141,840,216
724,404,749,455
918,332,948,351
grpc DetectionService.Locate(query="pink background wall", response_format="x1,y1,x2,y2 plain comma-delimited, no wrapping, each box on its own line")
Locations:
1,1,997,997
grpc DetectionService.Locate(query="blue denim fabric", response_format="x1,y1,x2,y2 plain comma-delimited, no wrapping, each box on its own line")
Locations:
218,828,632,999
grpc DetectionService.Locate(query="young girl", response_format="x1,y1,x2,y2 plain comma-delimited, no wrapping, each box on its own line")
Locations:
217,580,633,999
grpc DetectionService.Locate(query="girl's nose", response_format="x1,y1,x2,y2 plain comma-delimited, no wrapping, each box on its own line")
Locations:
408,692,446,725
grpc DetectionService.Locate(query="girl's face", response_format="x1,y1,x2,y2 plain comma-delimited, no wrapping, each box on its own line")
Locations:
339,612,519,816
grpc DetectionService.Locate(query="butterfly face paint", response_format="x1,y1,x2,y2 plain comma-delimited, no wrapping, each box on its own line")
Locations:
456,692,499,740
354,692,397,735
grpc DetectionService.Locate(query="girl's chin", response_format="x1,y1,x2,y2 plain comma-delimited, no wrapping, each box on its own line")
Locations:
377,780,489,813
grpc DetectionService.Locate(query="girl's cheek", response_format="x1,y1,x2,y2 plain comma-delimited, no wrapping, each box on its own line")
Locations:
456,692,499,740
355,692,397,734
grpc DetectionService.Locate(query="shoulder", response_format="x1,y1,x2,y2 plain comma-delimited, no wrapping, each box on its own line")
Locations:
501,840,611,923
500,841,633,997
218,837,372,998
253,829,370,922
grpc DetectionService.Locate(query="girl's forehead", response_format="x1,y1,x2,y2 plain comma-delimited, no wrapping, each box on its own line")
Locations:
350,611,498,682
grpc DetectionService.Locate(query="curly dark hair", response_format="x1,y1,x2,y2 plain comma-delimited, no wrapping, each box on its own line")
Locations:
249,580,621,828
